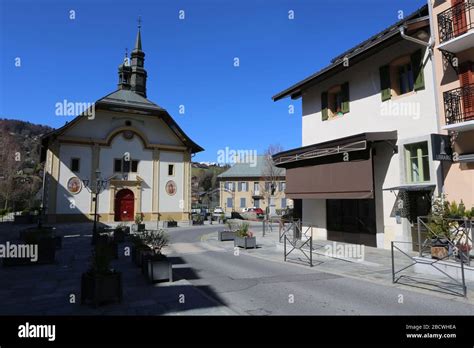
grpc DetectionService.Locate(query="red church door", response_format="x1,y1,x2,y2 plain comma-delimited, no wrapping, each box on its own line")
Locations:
115,189,135,221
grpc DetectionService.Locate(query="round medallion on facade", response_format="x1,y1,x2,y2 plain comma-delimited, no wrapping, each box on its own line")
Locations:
67,177,82,194
165,180,177,196
123,130,134,140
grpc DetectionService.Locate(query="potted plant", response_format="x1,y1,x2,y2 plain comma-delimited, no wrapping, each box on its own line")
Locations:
192,214,204,225
164,217,178,228
234,222,256,249
218,220,237,241
141,229,173,283
81,243,122,307
427,195,453,259
135,213,145,232
455,242,472,264
130,234,152,267
20,226,62,249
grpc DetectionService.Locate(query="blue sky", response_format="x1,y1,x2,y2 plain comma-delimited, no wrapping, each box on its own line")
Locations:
0,0,426,162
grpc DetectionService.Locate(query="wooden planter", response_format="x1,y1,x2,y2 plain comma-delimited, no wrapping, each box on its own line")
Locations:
143,254,173,283
164,221,178,228
132,245,152,267
81,271,122,307
218,230,236,241
430,238,450,260
14,215,36,224
234,236,257,249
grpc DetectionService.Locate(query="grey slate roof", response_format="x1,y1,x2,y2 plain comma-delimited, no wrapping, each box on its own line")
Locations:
217,155,285,179
272,4,428,101
97,89,165,111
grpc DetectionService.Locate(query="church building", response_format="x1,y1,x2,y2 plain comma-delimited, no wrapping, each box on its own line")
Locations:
40,25,203,223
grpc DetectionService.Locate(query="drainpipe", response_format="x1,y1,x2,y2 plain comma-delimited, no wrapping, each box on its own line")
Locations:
399,26,433,50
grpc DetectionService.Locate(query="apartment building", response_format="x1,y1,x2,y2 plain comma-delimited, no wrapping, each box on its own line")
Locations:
272,5,444,249
429,0,474,207
217,156,289,214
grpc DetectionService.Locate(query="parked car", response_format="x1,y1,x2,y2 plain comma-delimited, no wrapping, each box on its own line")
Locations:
249,208,264,216
241,208,264,220
212,207,224,220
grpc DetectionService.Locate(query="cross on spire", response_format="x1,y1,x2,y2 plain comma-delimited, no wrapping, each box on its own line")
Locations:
134,16,143,51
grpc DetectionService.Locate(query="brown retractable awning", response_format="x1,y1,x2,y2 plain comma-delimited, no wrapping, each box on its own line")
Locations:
285,155,374,199
274,131,397,200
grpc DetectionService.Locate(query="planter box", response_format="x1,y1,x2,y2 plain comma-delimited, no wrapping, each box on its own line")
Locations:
192,220,204,225
218,230,236,241
164,221,178,228
132,245,152,267
143,254,173,283
3,239,56,266
136,224,146,232
431,246,448,260
234,236,257,249
81,271,122,307
14,215,36,224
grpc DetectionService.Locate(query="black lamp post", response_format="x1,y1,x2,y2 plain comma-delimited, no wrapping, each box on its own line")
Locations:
91,169,102,245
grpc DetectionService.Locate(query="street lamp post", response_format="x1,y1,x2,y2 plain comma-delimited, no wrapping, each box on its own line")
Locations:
91,169,101,245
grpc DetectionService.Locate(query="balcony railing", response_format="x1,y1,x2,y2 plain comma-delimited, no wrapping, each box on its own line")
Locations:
438,1,473,44
444,83,474,125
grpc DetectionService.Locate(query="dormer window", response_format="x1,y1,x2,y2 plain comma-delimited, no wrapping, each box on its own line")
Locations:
380,49,425,101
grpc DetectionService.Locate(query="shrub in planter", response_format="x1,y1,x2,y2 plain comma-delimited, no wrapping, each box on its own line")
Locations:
130,235,152,267
456,242,472,263
21,227,62,249
81,243,122,307
234,222,256,249
192,215,204,225
14,214,34,224
135,213,146,232
96,235,118,260
140,229,172,283
164,218,178,228
218,220,237,241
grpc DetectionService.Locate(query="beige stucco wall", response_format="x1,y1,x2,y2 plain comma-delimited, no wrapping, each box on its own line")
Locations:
219,179,290,213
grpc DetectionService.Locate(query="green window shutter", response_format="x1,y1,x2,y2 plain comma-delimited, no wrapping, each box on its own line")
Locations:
321,91,328,121
411,49,425,91
379,65,391,101
341,82,350,114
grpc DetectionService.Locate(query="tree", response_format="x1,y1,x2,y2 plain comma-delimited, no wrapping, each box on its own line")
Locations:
0,129,22,210
261,144,284,214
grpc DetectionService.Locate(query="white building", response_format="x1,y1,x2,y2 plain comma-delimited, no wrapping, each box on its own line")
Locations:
272,5,444,249
40,27,203,223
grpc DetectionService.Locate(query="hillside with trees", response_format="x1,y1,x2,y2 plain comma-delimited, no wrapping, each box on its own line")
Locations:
0,118,53,213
